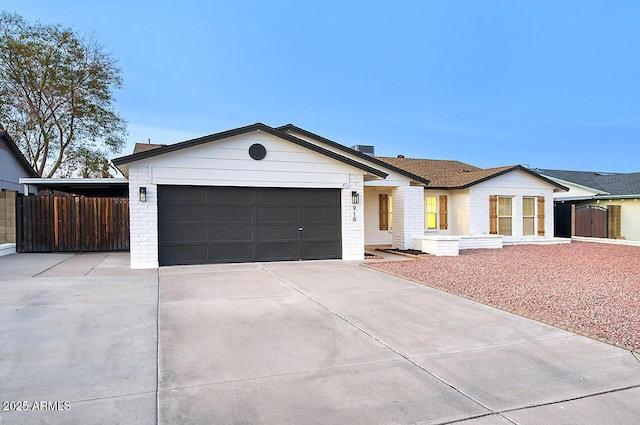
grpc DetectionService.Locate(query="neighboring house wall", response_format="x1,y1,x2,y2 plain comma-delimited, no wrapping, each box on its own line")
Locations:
553,182,600,200
0,139,30,192
127,131,367,268
583,199,640,241
468,170,556,237
0,190,17,245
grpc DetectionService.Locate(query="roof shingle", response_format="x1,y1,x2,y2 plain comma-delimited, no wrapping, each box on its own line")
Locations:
377,157,517,188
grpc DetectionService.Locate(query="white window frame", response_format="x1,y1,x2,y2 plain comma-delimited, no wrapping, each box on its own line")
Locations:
425,195,438,230
497,196,513,236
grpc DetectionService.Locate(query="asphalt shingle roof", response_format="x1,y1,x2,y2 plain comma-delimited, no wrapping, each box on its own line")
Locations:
133,143,166,154
535,169,640,196
377,157,519,188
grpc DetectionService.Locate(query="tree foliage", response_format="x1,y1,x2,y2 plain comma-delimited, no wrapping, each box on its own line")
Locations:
0,12,126,177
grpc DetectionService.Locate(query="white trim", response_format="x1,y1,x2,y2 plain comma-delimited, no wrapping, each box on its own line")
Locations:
20,177,129,184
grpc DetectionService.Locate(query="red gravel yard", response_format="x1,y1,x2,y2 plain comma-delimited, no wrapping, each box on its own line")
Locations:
368,242,640,351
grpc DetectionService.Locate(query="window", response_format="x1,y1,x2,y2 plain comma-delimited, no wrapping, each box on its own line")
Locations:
498,197,512,236
523,197,535,236
379,194,392,231
426,196,437,229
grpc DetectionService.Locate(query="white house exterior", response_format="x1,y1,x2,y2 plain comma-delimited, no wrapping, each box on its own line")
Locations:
113,123,568,268
113,124,394,268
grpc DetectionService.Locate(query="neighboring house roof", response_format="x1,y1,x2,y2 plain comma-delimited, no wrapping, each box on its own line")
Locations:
535,169,640,196
0,130,38,178
379,157,568,191
133,143,166,154
112,123,389,180
276,124,431,185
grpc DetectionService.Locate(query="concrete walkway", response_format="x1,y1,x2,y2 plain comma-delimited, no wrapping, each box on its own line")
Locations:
1,253,639,424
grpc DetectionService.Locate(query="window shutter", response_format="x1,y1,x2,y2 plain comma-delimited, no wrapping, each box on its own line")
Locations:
537,197,545,236
379,194,389,230
607,205,621,238
439,195,448,230
489,195,497,234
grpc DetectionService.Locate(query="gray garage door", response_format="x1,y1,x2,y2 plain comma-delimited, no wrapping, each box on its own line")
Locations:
158,186,342,266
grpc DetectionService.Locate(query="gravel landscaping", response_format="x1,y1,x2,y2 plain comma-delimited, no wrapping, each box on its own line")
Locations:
368,242,640,351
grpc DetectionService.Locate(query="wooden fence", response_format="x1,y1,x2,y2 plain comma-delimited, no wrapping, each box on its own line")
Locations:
16,196,129,252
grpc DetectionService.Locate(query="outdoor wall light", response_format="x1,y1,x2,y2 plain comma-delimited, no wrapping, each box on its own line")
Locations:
139,186,147,202
351,191,359,204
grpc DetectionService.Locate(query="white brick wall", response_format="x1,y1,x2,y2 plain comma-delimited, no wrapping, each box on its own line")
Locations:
391,186,425,250
128,166,159,269
420,236,460,256
449,189,470,235
342,174,365,260
469,170,556,238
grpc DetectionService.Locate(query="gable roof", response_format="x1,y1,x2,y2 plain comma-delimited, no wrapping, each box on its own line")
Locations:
277,124,430,185
112,123,390,179
535,169,640,196
0,130,38,177
377,157,567,190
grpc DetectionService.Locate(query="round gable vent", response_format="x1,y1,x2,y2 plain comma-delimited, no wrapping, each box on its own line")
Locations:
249,143,267,160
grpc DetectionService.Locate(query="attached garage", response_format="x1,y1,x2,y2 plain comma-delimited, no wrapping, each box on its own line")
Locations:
158,186,341,265
112,123,388,269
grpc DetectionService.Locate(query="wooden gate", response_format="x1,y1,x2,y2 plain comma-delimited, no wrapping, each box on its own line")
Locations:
575,206,608,238
16,196,129,252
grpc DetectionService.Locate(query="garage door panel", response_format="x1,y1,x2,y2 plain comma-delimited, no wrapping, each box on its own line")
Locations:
159,186,341,266
301,189,339,204
162,225,208,242
210,244,255,262
301,224,340,239
208,187,255,203
161,244,209,264
259,206,299,222
259,242,300,261
160,186,207,203
302,206,340,221
162,206,207,221
259,225,299,241
302,241,342,259
258,189,299,204
210,206,255,222
211,225,255,242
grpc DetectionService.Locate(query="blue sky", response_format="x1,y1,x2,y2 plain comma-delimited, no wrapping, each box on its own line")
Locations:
5,1,640,172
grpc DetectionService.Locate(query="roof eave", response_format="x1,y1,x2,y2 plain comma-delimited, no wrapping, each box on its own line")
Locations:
277,124,430,186
594,194,640,200
457,165,571,191
0,131,39,177
112,123,390,180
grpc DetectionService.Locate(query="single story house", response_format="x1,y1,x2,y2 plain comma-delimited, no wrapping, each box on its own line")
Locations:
534,169,640,241
112,123,568,269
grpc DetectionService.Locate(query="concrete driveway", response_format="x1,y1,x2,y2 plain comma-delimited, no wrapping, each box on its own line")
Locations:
2,254,640,424
158,260,640,424
0,252,159,425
